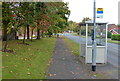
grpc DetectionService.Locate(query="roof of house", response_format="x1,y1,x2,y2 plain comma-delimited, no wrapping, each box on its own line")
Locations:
108,24,119,30
108,24,115,28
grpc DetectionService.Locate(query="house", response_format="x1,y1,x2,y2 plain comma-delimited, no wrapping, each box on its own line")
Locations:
108,24,120,34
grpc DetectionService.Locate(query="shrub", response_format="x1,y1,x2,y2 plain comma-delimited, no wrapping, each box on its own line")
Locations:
111,34,120,41
107,31,112,38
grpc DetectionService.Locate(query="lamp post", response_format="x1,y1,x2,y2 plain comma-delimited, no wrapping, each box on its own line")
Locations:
92,0,97,71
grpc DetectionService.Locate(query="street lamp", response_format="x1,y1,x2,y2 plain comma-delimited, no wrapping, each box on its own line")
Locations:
92,0,97,71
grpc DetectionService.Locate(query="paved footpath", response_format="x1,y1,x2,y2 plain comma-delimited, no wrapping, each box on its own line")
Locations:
47,37,92,79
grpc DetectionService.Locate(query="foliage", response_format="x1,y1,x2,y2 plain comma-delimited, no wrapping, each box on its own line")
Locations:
111,34,120,41
45,2,70,34
2,2,70,49
2,2,13,32
81,17,91,23
107,31,112,38
117,24,120,28
67,21,78,31
2,2,70,38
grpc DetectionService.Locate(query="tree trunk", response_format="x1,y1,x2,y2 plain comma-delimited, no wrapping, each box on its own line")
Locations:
27,25,30,39
3,27,7,41
31,29,33,41
3,35,8,51
3,21,9,41
15,31,18,40
49,32,52,37
15,31,16,39
23,28,26,44
41,30,44,38
37,27,40,39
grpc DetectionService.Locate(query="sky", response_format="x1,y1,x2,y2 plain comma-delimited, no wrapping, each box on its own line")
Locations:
63,0,120,25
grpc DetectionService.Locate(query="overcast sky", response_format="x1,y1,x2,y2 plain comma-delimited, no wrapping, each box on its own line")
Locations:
63,0,120,25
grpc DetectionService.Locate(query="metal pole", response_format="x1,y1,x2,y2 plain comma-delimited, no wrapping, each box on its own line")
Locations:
92,0,97,71
79,26,82,56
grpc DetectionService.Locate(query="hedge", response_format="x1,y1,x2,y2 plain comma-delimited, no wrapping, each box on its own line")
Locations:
107,31,112,38
111,34,120,41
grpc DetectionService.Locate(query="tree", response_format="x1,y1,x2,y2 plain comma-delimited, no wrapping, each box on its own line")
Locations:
81,17,91,23
2,2,71,46
45,2,70,36
67,21,78,32
79,17,92,35
20,2,36,43
30,22,37,41
117,24,120,28
2,2,14,51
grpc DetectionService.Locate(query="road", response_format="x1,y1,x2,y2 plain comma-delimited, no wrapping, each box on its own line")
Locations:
63,33,119,68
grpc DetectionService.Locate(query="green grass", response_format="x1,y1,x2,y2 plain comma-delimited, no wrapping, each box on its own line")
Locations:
63,37,80,56
107,40,120,44
71,33,87,38
2,37,56,79
71,33,79,36
92,73,111,79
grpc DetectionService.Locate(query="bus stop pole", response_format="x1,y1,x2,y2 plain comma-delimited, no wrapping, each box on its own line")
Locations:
92,0,97,71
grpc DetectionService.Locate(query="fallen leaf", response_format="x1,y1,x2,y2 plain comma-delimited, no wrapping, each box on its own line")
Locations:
42,72,46,75
6,55,8,57
10,71,13,73
29,64,32,66
65,50,68,51
2,66,5,68
14,65,17,67
6,66,8,68
71,51,74,52
93,75,96,77
62,58,65,60
75,72,79,74
40,80,43,81
47,64,50,66
48,74,53,76
70,71,75,74
22,61,25,63
76,61,79,63
53,74,56,76
27,72,31,75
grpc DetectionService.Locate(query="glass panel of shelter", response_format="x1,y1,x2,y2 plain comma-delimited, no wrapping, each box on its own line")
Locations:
80,25,86,44
82,24,107,46
96,24,106,46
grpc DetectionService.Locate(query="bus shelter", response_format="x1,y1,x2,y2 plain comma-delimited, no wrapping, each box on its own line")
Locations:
79,21,108,64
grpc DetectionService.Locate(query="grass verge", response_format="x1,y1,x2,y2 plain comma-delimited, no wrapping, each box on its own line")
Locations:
2,37,56,79
71,33,79,36
62,37,80,56
107,40,120,44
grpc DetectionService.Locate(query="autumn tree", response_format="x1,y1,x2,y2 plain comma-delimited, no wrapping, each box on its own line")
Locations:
45,2,70,37
2,2,16,51
2,2,70,45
